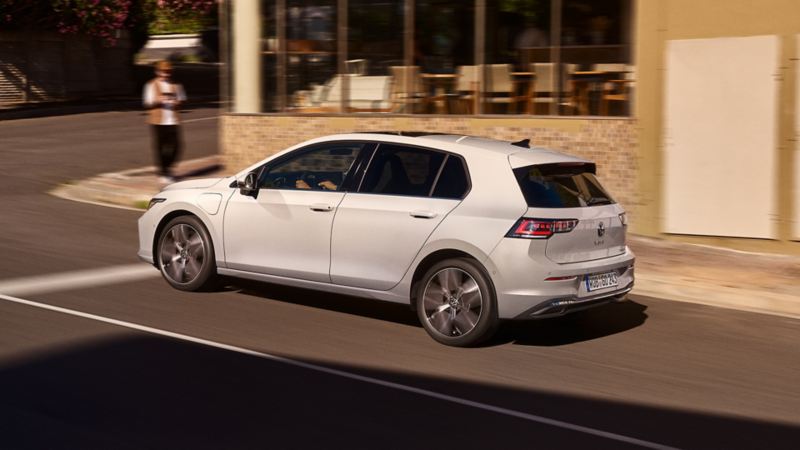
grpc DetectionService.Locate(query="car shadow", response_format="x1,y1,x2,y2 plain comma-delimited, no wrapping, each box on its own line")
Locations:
228,278,421,328
493,300,649,347
226,278,648,346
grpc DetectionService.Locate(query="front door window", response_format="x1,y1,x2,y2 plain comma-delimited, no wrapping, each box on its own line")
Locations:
260,143,365,191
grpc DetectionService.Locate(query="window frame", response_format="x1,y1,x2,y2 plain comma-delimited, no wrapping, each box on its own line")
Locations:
256,140,375,192
355,141,472,199
429,153,472,200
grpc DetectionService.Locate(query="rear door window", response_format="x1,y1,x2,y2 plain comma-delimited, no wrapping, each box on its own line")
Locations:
432,155,470,199
514,163,615,208
359,144,446,197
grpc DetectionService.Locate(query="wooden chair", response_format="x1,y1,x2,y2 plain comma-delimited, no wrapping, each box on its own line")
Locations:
482,64,526,114
453,65,479,114
599,64,635,116
389,66,427,113
527,62,577,115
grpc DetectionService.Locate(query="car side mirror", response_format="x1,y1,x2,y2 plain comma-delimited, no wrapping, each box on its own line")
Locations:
237,171,259,199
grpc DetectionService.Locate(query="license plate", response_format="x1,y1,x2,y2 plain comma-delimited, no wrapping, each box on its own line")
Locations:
586,271,618,292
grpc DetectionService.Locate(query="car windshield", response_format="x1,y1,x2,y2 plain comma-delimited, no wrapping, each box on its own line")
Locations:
513,163,615,208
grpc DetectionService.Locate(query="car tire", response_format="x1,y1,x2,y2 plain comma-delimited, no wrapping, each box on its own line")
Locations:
416,257,499,347
157,215,218,292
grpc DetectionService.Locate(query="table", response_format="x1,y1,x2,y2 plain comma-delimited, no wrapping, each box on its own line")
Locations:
571,70,628,115
421,73,458,114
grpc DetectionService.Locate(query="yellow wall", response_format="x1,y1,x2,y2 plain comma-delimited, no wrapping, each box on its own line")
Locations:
635,0,800,254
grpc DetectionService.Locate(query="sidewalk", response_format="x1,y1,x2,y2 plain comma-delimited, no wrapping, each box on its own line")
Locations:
50,157,800,320
51,156,224,211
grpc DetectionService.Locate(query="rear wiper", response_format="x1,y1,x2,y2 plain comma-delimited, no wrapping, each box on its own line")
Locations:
586,197,612,206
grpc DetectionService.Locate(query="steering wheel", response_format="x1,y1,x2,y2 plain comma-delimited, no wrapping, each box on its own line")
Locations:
271,176,286,188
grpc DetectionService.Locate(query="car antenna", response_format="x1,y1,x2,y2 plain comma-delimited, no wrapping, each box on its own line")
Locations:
511,138,530,149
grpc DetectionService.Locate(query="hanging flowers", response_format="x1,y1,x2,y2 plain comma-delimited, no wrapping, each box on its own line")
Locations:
0,1,218,46
52,0,133,45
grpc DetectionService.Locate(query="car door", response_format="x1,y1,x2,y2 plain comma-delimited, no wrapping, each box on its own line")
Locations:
224,142,369,283
330,143,469,290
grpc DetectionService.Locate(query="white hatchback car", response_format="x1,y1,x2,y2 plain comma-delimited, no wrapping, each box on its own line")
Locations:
138,133,634,346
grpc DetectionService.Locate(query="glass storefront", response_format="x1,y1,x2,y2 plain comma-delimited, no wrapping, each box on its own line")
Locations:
244,0,632,116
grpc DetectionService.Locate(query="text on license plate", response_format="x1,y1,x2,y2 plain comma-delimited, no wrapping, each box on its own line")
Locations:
586,272,618,292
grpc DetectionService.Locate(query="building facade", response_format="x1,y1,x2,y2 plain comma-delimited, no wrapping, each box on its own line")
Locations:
221,0,800,255
0,31,133,104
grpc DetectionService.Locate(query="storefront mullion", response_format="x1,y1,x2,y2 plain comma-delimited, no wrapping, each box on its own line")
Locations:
550,0,561,116
338,0,348,112
276,0,287,112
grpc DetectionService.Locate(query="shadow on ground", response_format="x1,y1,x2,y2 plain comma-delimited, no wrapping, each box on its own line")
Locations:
231,279,648,347
0,334,796,450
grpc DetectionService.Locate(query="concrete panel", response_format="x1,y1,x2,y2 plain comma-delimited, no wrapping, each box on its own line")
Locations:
663,35,778,238
794,35,800,240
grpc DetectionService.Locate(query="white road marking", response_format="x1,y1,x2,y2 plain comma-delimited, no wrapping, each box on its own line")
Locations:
0,293,678,450
0,264,159,296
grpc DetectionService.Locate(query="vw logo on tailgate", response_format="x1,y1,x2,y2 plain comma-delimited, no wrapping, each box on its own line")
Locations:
597,222,605,237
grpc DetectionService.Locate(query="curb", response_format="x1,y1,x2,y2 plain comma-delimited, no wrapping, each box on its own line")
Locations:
633,274,800,320
0,99,141,121
0,96,221,121
50,182,151,212
50,155,223,211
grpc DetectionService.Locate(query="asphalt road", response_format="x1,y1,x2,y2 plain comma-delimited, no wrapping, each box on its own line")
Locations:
1,108,798,450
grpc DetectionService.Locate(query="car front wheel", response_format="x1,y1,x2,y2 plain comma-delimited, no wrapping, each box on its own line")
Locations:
157,215,218,291
416,258,499,347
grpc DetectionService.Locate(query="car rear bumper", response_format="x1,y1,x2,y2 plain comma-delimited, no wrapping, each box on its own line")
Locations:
511,281,632,319
487,238,636,319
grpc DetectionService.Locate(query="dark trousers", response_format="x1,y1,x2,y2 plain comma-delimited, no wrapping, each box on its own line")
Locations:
151,125,181,177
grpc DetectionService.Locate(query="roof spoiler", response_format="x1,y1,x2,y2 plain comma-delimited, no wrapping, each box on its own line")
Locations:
511,138,530,149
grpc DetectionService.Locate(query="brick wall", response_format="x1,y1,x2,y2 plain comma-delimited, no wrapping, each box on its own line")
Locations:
221,115,639,218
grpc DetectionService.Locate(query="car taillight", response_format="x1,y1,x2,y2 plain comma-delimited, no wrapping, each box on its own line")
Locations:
619,212,627,227
506,218,579,239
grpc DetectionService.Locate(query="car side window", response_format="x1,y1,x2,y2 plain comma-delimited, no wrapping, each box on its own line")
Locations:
359,144,445,197
431,155,469,199
259,143,364,191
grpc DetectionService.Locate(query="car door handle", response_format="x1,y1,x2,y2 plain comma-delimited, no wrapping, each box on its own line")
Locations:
309,203,334,212
410,210,437,219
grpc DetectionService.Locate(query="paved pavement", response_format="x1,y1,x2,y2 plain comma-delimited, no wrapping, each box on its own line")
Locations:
51,155,800,321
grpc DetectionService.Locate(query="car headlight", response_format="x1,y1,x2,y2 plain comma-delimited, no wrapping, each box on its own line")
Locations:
147,198,166,210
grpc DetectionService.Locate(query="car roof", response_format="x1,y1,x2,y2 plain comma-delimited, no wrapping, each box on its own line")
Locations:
319,132,591,167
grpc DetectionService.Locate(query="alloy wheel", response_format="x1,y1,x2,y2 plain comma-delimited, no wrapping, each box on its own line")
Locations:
159,223,205,285
422,268,483,337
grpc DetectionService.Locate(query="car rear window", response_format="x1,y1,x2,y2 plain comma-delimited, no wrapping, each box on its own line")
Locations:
513,163,615,208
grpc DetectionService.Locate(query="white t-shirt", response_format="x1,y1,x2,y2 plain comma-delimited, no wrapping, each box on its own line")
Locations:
143,80,187,125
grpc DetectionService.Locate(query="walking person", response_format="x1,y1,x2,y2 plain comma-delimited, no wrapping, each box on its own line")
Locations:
143,60,186,183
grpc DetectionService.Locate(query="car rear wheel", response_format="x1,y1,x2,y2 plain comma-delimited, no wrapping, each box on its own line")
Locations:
416,258,499,347
157,215,218,291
